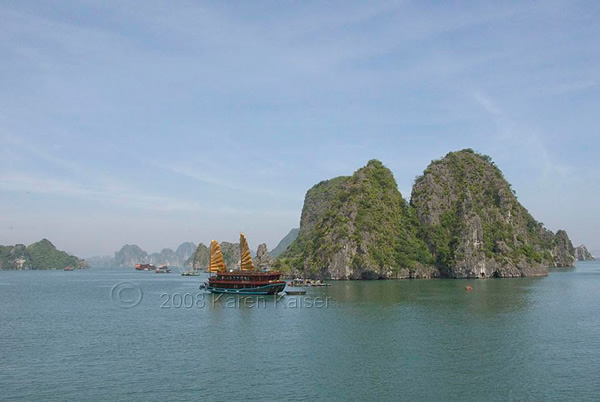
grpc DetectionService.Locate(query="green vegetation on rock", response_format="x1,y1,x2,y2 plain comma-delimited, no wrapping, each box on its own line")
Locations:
219,242,241,269
190,243,209,269
279,160,434,279
278,150,576,280
113,244,148,267
0,239,85,270
411,149,575,278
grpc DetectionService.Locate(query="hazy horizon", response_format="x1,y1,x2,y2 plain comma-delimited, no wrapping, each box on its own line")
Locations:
1,1,599,257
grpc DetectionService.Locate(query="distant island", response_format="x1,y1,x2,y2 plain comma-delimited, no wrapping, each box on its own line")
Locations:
0,239,87,270
87,242,197,268
87,240,281,270
574,245,595,261
275,149,581,280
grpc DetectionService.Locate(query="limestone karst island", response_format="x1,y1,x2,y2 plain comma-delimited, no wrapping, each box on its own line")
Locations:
276,149,579,279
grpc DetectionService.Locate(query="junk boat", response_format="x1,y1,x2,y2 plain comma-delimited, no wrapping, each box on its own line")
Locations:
205,233,286,295
135,263,156,271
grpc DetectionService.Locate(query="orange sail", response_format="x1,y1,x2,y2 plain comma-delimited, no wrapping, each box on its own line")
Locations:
239,233,255,272
208,240,226,273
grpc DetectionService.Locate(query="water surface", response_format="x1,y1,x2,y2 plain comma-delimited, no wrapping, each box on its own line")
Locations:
1,262,600,401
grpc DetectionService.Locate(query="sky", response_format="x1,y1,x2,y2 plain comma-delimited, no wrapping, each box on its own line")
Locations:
0,1,599,257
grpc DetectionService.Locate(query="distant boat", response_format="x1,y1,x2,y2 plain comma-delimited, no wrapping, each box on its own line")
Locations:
64,266,74,271
135,264,156,271
155,265,172,274
290,278,331,287
285,289,306,295
181,270,200,276
204,234,286,295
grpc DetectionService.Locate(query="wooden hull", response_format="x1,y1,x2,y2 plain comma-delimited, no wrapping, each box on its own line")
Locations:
206,282,286,295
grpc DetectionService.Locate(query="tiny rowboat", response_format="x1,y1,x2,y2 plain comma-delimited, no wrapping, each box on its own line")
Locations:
285,289,307,295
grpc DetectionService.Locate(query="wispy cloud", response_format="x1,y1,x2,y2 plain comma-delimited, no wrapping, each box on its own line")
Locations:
471,91,504,116
469,89,572,180
551,81,599,95
0,172,200,212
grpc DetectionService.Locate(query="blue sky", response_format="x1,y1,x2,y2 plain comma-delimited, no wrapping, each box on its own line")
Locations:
1,1,599,257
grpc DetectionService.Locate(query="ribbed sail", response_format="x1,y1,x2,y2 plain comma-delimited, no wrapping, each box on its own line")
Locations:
239,233,255,272
208,240,226,273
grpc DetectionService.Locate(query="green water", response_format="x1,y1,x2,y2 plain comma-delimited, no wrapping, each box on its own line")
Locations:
1,262,600,401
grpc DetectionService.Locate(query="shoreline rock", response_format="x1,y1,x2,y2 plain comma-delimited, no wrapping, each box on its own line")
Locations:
574,244,595,261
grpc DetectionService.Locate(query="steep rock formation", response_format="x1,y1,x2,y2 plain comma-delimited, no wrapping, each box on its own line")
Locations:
220,242,241,270
411,149,575,278
255,243,275,270
551,230,576,267
149,248,177,265
271,228,299,257
279,160,434,279
176,242,197,265
574,244,595,261
114,244,148,267
190,243,209,270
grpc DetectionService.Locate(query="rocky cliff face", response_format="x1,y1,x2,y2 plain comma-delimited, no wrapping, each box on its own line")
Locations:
280,150,576,280
190,243,209,269
574,244,595,261
220,242,241,270
411,149,575,278
149,248,177,265
255,243,275,270
175,242,196,264
551,230,576,267
279,160,434,279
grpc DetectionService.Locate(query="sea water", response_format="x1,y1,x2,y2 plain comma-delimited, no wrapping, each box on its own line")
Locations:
1,262,600,401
